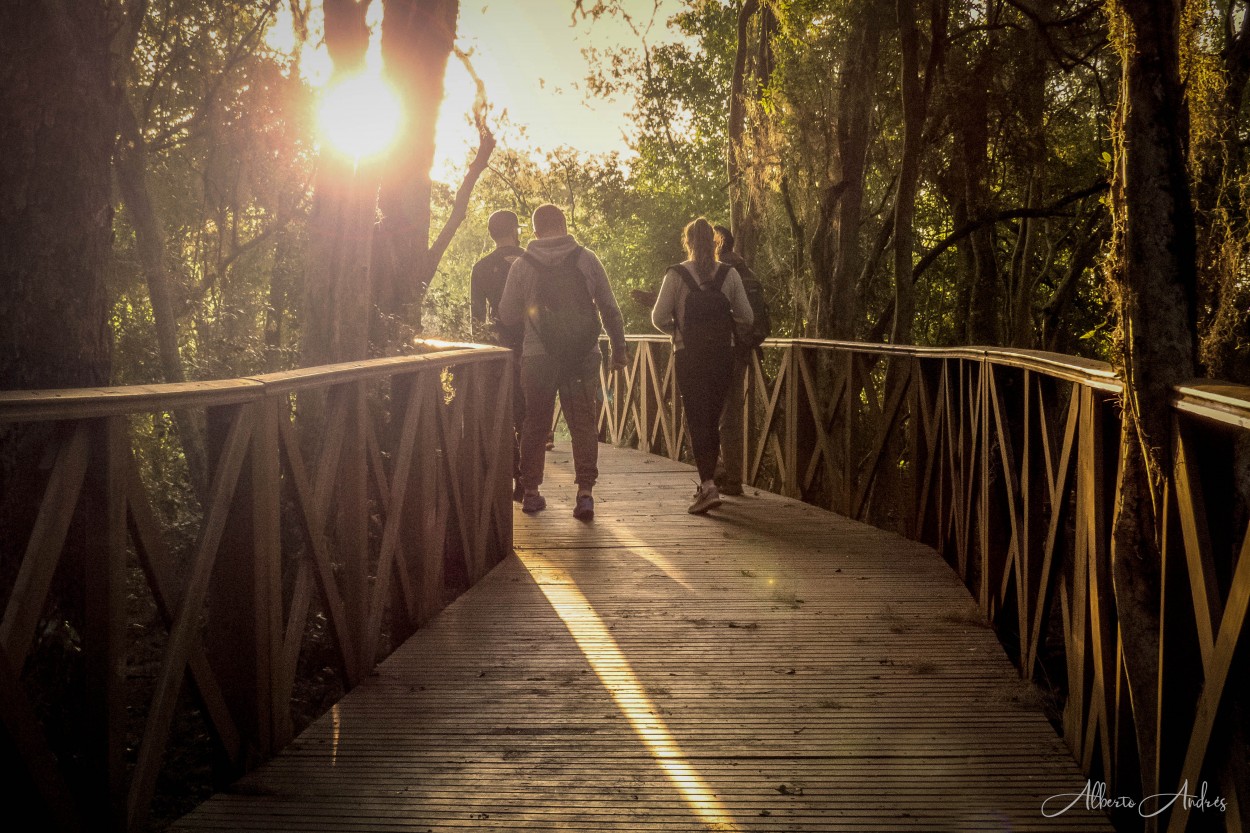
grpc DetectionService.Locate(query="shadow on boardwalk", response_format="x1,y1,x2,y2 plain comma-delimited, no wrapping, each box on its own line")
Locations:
173,444,1111,832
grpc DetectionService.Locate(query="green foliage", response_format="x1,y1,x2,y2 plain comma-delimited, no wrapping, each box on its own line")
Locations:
111,1,315,385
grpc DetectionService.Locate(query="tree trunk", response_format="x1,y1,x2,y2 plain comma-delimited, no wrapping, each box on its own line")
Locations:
954,44,1000,345
373,0,459,347
0,3,116,391
1005,35,1047,348
890,0,927,346
1107,0,1199,797
0,0,119,578
301,0,377,367
812,0,884,340
0,6,120,820
1193,9,1250,380
727,0,760,258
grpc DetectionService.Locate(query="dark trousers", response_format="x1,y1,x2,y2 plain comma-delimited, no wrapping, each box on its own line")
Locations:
519,352,601,490
675,346,734,483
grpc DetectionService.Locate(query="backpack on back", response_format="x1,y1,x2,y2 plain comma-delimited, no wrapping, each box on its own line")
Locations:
735,263,771,350
482,250,523,348
524,246,602,371
673,263,733,351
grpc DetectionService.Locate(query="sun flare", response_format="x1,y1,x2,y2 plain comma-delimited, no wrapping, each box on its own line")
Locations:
317,73,404,160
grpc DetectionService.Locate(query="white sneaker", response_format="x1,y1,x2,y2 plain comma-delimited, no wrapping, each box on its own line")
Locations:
688,484,722,514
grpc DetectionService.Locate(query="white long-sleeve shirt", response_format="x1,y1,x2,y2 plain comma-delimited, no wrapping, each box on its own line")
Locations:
651,260,754,351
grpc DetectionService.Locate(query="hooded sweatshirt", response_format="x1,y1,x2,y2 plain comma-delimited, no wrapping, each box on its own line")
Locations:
498,233,627,360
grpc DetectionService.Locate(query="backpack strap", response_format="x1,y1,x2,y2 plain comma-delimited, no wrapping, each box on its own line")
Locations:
672,263,729,292
709,263,729,291
669,263,698,293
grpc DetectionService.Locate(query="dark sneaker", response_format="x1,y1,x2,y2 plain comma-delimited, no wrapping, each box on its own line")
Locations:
688,484,722,515
513,483,526,502
721,482,744,497
573,494,594,520
521,493,547,514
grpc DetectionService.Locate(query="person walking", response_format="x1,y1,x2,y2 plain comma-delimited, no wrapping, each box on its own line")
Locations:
499,204,627,520
652,218,754,514
471,210,527,501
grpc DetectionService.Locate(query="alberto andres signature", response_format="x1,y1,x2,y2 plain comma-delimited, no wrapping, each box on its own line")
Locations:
1043,779,1227,819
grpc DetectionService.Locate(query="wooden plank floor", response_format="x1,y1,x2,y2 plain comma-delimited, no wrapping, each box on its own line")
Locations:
174,444,1112,832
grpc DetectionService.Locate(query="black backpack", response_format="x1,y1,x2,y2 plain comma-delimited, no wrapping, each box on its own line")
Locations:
735,263,771,349
481,250,523,348
673,263,733,350
523,246,602,371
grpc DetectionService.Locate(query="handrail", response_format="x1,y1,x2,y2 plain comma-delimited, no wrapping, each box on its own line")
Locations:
628,334,1124,390
600,335,1249,830
0,342,509,420
1172,380,1250,429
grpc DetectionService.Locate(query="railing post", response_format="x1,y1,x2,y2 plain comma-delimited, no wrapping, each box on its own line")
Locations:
670,344,683,462
907,357,924,540
204,398,280,775
254,394,283,756
637,343,650,453
83,417,127,832
978,357,991,614
343,381,370,681
784,344,799,498
842,351,855,516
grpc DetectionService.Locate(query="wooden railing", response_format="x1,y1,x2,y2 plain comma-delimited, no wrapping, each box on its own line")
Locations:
600,335,1249,832
0,341,514,832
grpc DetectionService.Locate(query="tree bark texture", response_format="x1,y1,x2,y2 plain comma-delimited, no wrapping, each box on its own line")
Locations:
812,0,884,340
891,0,927,346
374,0,459,341
301,0,378,367
0,2,117,391
727,0,760,259
1005,35,1048,348
952,41,1000,346
1108,0,1199,796
0,7,120,817
1113,1,1198,469
1193,7,1250,380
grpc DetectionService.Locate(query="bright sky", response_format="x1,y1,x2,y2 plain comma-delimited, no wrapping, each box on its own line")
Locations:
272,1,683,181
438,2,683,177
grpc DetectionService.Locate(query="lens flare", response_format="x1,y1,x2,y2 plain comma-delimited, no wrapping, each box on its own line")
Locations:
317,73,403,160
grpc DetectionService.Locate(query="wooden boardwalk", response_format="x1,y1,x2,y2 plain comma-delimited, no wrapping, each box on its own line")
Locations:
174,444,1112,832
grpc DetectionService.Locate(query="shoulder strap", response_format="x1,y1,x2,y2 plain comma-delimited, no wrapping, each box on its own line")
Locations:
670,264,700,292
710,263,729,291
563,246,584,268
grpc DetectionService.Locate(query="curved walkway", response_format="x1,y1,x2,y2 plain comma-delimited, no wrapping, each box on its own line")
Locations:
174,444,1111,832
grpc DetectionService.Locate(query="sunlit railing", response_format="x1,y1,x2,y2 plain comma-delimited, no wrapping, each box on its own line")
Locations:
599,335,1250,832
0,341,514,831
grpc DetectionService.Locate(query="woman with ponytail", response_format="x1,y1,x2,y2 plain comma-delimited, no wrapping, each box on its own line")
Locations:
652,218,754,514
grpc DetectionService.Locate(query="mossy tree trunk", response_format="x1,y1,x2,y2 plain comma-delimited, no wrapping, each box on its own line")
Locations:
1107,0,1199,797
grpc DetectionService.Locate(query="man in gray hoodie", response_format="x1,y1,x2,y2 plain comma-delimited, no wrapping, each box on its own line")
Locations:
499,204,627,520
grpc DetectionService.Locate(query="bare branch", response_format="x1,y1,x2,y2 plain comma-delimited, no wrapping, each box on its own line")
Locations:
428,48,498,277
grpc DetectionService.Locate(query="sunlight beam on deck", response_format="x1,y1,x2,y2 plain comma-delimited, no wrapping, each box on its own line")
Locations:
598,527,695,591
521,552,739,832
